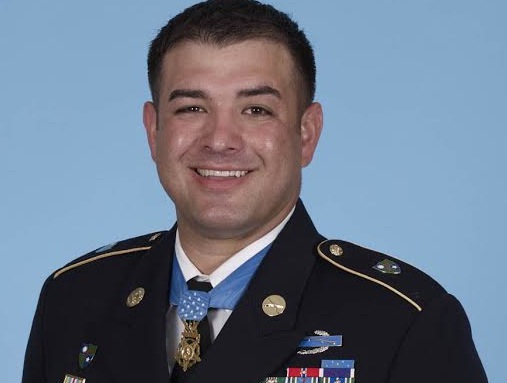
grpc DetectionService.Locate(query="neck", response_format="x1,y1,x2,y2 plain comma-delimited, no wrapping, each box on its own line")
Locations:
178,227,274,275
177,206,295,274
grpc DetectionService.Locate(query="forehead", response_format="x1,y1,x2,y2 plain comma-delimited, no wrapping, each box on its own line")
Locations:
159,39,299,91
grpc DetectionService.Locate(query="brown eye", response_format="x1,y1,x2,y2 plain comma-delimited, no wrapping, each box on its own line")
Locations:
245,106,271,115
176,106,205,113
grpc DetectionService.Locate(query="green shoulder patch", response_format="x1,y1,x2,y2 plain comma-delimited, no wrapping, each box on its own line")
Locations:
317,239,444,312
53,231,166,279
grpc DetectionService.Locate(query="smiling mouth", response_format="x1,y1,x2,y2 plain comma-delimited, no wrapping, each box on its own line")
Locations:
196,169,249,178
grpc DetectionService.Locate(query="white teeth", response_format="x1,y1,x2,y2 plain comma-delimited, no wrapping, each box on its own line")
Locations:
196,169,248,178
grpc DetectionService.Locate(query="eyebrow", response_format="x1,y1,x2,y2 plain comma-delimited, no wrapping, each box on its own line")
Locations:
237,85,281,99
168,85,281,101
169,89,207,101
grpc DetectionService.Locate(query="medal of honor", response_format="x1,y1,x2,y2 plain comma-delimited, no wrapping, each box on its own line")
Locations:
170,247,271,372
175,320,201,371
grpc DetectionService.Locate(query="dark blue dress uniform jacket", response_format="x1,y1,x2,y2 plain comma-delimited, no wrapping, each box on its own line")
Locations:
22,201,487,382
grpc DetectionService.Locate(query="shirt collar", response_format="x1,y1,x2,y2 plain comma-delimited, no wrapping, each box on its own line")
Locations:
175,206,295,287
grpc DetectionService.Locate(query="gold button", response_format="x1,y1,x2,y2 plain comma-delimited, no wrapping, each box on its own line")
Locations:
262,295,286,317
329,244,343,256
126,287,145,307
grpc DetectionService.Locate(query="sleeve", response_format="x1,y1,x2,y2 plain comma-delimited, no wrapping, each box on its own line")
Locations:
22,278,50,383
388,293,488,382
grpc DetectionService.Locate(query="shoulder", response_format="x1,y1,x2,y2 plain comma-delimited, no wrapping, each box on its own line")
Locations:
316,239,446,312
52,231,167,279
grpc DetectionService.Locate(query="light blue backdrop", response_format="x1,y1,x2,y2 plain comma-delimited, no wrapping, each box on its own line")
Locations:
1,1,505,382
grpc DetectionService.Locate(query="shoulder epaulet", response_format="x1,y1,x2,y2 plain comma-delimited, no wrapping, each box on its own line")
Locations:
317,239,445,312
53,231,166,279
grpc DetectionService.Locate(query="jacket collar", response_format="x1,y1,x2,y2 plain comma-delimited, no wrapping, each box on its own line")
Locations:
87,200,323,383
187,200,324,383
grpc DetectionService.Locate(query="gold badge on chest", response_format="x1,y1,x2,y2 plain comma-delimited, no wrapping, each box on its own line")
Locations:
175,320,202,371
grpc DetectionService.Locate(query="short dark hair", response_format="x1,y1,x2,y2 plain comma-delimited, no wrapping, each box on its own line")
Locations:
147,0,316,107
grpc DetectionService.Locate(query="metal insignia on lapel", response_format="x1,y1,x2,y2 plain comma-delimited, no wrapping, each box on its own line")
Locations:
297,330,343,355
78,343,98,369
373,259,401,275
126,287,145,307
63,374,86,383
262,295,286,316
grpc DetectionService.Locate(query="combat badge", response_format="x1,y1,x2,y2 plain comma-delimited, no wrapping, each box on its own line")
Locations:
297,330,342,355
78,343,98,369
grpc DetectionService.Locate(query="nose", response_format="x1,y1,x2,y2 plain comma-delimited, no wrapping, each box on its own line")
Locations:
200,110,244,153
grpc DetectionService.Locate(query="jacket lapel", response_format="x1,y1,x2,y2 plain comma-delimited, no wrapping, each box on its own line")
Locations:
85,228,176,383
83,200,323,383
187,201,324,383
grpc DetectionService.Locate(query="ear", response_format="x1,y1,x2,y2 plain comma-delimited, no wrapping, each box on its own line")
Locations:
300,102,323,167
143,101,158,162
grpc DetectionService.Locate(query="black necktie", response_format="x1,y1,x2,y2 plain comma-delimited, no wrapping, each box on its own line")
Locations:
171,278,213,383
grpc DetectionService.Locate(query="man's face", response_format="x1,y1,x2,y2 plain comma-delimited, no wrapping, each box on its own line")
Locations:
144,39,322,243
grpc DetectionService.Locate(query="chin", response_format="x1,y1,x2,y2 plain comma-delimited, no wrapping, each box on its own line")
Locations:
195,211,256,238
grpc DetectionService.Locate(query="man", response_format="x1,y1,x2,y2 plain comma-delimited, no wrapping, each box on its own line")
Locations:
23,1,487,382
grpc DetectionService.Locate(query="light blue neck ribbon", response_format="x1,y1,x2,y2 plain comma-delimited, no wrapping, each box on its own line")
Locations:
169,244,271,321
